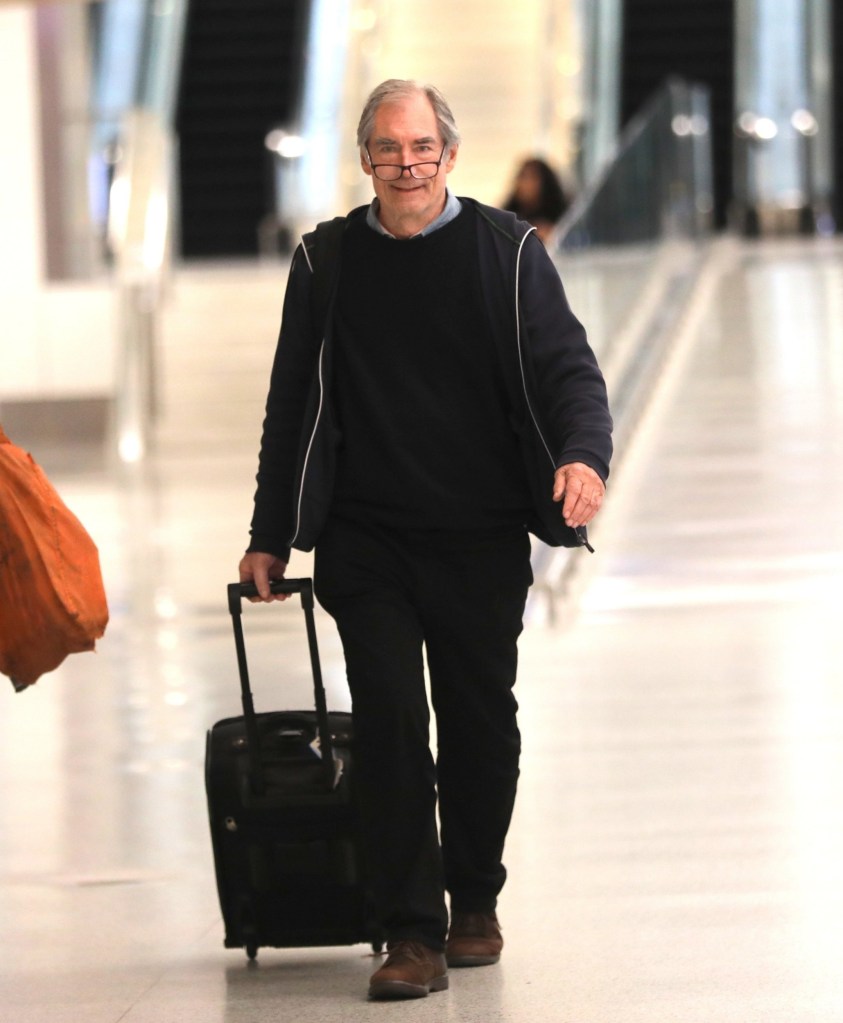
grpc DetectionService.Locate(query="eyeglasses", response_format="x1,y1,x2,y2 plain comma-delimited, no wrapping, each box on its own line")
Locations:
366,144,447,181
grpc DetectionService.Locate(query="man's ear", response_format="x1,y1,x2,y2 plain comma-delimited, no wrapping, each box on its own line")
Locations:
360,149,373,177
444,144,459,174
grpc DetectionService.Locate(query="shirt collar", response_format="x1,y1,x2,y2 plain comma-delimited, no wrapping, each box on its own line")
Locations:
366,190,462,238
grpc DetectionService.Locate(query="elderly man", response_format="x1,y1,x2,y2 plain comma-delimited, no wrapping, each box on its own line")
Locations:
239,79,612,1001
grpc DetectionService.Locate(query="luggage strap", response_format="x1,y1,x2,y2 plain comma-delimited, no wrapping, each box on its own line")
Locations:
306,215,347,337
227,579,337,794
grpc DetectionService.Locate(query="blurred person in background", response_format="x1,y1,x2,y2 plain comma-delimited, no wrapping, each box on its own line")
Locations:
502,156,571,243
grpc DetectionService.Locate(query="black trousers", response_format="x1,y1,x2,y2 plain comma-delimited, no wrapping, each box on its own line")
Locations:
313,516,533,950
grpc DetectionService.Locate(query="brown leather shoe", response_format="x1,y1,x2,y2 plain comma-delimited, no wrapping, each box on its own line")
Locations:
368,940,449,1000
446,911,503,967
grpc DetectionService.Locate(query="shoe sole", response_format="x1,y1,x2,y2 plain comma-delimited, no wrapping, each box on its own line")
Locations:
368,975,450,1000
446,952,500,968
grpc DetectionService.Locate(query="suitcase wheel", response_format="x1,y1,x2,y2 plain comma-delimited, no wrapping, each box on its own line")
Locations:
242,923,259,961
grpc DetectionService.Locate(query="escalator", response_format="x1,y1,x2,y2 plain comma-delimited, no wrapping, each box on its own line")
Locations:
175,0,309,258
621,0,735,228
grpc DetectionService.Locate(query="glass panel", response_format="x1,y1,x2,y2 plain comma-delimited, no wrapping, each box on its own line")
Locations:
534,78,714,599
551,78,713,364
733,0,833,234
575,0,623,186
264,0,352,240
92,0,187,461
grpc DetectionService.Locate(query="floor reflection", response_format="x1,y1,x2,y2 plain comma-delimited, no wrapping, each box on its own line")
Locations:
2,239,843,1022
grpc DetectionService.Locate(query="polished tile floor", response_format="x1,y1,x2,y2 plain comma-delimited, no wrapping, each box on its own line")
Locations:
2,237,843,1021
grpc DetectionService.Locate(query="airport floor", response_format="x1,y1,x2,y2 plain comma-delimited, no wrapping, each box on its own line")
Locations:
1,237,842,1021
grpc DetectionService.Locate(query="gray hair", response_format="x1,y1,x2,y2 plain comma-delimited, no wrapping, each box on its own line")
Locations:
356,79,462,153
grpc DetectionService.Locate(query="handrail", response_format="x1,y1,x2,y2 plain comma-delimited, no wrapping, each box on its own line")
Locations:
552,84,677,248
550,76,713,253
533,78,715,619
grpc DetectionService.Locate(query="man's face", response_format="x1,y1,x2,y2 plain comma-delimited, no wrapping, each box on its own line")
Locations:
360,91,458,237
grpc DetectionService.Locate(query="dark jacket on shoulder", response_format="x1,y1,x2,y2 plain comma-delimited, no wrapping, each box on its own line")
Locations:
248,199,613,561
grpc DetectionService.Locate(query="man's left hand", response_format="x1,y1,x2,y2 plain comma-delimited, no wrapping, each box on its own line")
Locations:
552,462,605,528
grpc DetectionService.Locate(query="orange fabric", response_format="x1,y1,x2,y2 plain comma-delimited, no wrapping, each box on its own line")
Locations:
0,425,109,689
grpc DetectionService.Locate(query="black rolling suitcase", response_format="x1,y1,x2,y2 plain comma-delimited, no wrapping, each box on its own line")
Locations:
205,578,383,959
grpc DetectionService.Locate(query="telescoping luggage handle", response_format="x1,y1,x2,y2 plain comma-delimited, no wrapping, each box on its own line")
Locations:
227,578,336,794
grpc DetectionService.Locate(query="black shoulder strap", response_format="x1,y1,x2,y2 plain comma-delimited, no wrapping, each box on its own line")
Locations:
304,215,347,338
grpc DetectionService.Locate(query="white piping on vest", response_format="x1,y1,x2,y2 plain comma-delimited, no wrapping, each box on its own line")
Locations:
514,227,556,469
290,240,320,548
289,338,325,548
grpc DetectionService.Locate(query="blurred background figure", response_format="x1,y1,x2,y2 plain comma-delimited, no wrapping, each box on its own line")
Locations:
502,157,571,243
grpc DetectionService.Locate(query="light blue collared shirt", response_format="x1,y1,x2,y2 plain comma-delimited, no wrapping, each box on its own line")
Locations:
366,189,463,238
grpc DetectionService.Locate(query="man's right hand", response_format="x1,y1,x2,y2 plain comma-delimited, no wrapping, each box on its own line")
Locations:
238,551,289,602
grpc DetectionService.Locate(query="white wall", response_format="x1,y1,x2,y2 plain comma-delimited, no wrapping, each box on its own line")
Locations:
338,0,584,215
0,3,113,404
0,6,44,287
0,5,45,394
375,2,546,205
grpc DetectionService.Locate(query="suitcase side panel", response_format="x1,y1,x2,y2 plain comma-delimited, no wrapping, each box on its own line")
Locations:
206,710,380,952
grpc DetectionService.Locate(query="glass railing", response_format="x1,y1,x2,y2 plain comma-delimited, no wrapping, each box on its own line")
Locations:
107,109,174,463
549,77,713,368
93,0,187,462
90,0,187,268
533,77,714,613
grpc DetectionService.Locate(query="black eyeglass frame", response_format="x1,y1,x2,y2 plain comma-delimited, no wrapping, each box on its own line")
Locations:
365,144,448,181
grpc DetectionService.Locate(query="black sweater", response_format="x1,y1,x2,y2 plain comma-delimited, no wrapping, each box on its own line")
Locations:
331,205,532,531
